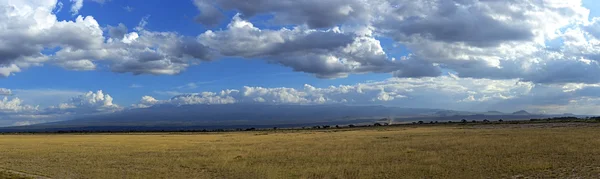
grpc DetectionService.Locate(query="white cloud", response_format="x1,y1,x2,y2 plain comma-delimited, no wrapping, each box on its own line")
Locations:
55,17,214,75
123,6,134,12
0,0,104,76
64,90,120,111
132,96,158,108
169,92,237,105
0,89,124,126
54,1,63,13
69,0,110,15
135,76,539,112
70,0,83,15
129,84,143,88
131,76,600,114
0,97,39,113
177,82,198,89
0,88,12,96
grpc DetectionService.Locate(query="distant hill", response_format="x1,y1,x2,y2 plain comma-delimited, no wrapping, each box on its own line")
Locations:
484,111,505,115
0,104,447,132
512,110,531,115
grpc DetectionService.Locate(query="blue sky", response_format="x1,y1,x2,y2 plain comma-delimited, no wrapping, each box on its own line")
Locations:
4,0,600,126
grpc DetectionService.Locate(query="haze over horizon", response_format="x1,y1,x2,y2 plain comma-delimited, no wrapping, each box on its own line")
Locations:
3,0,600,126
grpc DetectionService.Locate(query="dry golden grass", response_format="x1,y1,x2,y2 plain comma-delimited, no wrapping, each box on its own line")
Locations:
1,124,600,178
0,170,31,179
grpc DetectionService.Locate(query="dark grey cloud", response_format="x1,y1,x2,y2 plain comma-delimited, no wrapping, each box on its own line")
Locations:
107,23,128,39
521,60,600,84
392,56,442,78
388,4,533,47
193,0,368,28
193,0,224,27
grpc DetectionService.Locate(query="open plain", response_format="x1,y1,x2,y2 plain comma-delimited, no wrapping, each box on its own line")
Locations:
1,123,600,179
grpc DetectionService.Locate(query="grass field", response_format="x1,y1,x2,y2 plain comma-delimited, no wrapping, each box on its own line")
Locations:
1,123,600,178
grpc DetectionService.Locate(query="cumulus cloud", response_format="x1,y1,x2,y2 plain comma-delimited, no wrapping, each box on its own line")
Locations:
53,18,215,75
132,96,158,108
0,0,104,76
0,97,39,113
131,75,600,115
53,90,121,113
198,15,435,78
0,1,215,77
5,0,600,83
0,89,122,126
190,0,600,84
134,76,538,112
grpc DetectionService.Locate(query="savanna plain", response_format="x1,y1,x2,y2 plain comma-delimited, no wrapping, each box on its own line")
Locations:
1,123,600,179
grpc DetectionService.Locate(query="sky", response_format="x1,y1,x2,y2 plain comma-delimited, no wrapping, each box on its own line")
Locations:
2,0,600,126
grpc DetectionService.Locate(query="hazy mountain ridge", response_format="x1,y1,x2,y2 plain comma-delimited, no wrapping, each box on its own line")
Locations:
0,104,582,132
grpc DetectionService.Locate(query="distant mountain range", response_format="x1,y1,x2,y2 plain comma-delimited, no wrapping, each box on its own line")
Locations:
512,110,532,115
0,104,583,132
